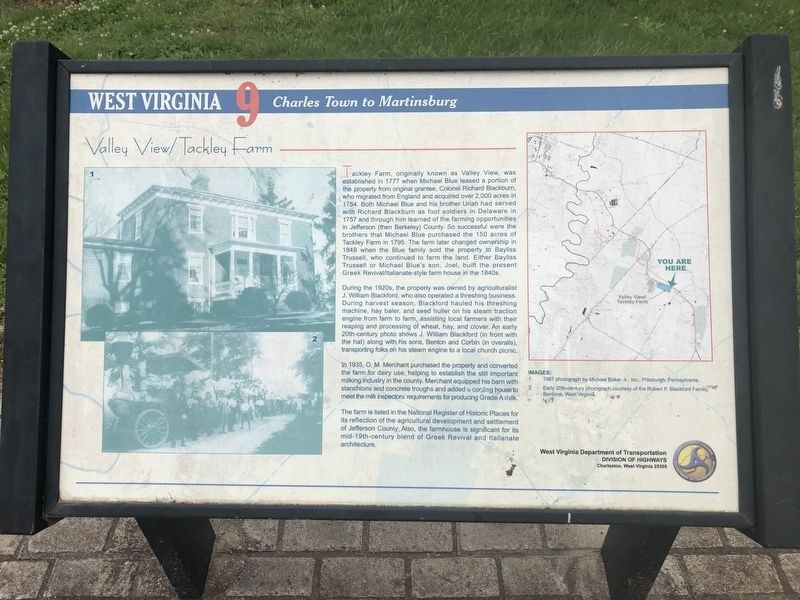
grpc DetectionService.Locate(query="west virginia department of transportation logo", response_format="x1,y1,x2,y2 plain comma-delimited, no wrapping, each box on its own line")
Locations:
673,441,717,482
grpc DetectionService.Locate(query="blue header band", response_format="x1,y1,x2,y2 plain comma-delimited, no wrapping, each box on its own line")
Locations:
70,84,728,114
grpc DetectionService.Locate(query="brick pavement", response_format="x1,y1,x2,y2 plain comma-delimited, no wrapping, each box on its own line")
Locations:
0,519,798,598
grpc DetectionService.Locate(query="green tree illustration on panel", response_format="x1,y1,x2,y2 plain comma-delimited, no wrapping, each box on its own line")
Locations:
181,332,261,379
294,333,323,394
84,202,190,333
136,203,192,324
250,167,295,210
313,170,336,308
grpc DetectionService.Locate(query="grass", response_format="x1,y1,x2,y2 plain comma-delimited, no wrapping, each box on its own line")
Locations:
0,0,797,308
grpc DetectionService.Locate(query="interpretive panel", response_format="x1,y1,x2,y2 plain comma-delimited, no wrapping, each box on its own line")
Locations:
527,130,712,362
57,67,738,513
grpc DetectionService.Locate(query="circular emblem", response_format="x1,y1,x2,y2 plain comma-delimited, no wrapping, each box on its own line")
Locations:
673,441,716,482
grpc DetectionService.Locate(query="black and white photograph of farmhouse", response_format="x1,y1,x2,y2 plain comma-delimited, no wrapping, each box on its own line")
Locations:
81,167,336,341
103,331,323,454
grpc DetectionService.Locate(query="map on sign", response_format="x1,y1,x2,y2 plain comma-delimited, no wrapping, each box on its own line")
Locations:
527,130,712,361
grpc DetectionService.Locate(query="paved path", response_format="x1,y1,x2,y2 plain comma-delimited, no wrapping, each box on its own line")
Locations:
0,519,798,598
140,415,295,454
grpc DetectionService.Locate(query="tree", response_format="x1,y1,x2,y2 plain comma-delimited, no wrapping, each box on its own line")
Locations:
90,248,135,314
84,203,117,238
105,332,174,391
134,203,192,323
249,168,295,209
260,173,279,205
181,332,261,381
294,333,323,394
84,201,189,332
314,170,336,308
178,332,261,401
299,248,322,308
260,259,297,309
84,204,136,318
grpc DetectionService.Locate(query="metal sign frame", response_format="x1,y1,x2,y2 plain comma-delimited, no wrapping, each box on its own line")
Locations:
1,36,796,547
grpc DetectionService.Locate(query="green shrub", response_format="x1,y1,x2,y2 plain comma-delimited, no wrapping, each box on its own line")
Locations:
237,287,275,316
117,309,142,327
151,297,193,323
285,290,312,312
211,299,235,319
85,303,113,328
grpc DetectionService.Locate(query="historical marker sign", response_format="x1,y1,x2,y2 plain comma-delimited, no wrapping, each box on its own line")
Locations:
50,66,746,518
1,39,797,550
